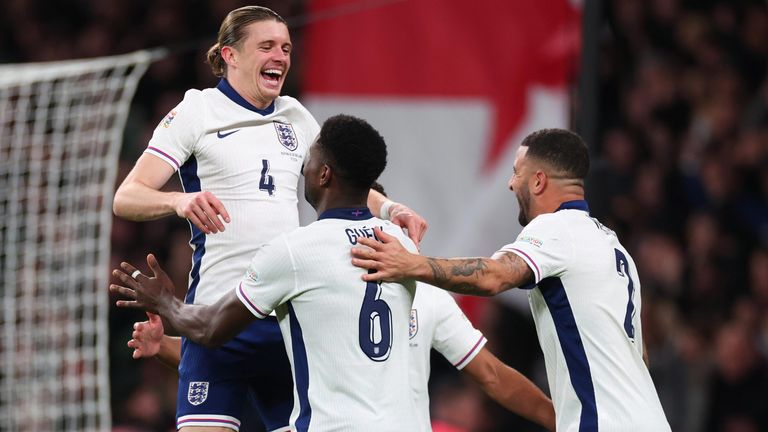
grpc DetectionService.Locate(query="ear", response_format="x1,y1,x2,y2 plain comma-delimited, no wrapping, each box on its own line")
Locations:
319,164,333,187
221,46,237,67
532,170,547,195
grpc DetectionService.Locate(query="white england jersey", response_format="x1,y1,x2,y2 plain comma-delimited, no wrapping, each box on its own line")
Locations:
145,79,319,305
496,200,670,432
408,284,486,431
236,208,420,431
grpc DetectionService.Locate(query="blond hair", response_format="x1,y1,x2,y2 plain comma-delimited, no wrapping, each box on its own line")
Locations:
206,6,287,77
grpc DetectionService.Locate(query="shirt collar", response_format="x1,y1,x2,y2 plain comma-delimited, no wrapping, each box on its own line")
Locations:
216,78,275,115
555,200,590,213
317,207,373,221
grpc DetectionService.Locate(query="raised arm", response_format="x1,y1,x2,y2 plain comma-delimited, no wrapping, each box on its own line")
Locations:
367,188,428,247
462,348,555,431
110,254,253,348
113,153,230,234
351,228,533,296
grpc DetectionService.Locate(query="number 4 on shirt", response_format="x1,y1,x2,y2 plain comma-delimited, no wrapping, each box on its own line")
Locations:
615,248,636,341
260,159,275,196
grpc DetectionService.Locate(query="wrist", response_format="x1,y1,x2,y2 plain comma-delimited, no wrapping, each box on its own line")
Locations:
413,255,432,280
169,192,185,217
379,200,396,220
158,296,179,320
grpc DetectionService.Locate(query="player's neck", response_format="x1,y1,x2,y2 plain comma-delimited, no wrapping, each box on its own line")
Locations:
314,190,369,216
535,189,585,217
226,75,274,110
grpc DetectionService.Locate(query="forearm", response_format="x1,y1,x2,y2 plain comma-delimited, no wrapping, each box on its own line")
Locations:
113,181,182,221
482,365,556,431
462,348,555,430
367,188,388,218
417,257,519,296
156,335,182,370
162,291,253,349
162,301,218,347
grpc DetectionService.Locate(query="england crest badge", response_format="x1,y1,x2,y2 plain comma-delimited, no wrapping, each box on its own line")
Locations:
274,121,298,151
188,381,209,406
409,309,419,339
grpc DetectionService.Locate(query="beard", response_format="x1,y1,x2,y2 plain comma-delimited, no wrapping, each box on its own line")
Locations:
516,187,531,226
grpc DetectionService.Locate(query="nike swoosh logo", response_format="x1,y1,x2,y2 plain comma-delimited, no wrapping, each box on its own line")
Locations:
217,129,241,139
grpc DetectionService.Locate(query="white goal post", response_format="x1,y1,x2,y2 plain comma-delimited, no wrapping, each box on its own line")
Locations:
0,49,161,431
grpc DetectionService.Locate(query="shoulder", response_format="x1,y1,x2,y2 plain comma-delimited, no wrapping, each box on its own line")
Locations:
182,88,206,103
519,212,565,239
277,95,314,117
380,220,418,253
417,284,458,311
277,96,318,127
170,88,207,117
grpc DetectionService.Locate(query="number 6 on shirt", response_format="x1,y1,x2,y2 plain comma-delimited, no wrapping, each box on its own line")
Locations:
359,281,392,361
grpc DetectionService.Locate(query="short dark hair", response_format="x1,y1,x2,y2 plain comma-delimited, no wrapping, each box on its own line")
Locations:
521,128,590,180
317,114,387,191
206,6,287,77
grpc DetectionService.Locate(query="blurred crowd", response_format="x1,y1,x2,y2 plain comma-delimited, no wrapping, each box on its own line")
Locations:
3,0,768,431
587,1,768,431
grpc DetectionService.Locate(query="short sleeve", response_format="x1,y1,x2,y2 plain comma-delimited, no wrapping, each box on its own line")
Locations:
428,286,487,370
145,90,205,171
494,215,569,285
236,234,297,318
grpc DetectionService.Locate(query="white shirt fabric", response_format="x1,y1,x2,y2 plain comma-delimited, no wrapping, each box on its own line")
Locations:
237,209,420,431
408,283,487,431
145,79,320,306
496,200,670,432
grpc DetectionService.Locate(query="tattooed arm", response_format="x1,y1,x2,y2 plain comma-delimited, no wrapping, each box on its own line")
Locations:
421,253,533,296
351,228,533,296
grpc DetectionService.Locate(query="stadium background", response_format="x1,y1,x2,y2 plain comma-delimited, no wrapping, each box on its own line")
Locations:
2,0,767,431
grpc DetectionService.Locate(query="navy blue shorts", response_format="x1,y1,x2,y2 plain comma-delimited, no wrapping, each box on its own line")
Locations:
175,316,294,431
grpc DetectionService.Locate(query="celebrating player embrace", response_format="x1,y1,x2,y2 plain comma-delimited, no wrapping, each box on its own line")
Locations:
112,6,426,431
351,129,672,432
113,115,423,430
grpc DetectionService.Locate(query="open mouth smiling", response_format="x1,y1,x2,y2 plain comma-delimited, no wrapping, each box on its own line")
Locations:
261,68,283,85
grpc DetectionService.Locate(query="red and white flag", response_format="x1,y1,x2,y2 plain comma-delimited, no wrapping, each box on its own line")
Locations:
302,0,581,311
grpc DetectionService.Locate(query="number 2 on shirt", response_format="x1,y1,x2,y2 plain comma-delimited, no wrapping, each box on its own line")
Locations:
614,249,636,340
259,159,275,196
359,280,392,361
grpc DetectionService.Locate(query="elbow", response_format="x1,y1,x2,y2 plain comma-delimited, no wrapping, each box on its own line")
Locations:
112,196,124,217
477,280,505,297
112,189,129,217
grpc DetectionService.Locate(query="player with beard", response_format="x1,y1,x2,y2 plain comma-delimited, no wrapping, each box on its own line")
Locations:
350,128,671,432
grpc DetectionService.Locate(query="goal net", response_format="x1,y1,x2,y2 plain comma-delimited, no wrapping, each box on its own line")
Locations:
0,50,160,431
